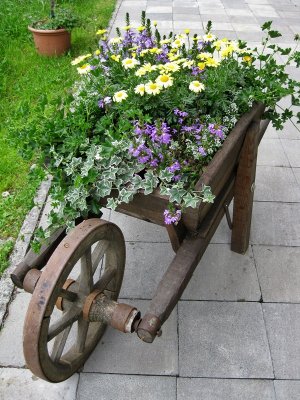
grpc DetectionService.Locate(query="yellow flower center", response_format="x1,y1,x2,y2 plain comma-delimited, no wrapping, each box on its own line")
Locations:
160,75,170,82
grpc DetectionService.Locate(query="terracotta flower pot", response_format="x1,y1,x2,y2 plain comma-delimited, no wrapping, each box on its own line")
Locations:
28,26,71,56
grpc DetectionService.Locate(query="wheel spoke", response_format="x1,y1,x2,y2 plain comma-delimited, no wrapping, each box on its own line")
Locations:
48,308,80,342
76,317,89,353
79,249,93,294
92,240,109,274
51,324,72,362
93,268,116,292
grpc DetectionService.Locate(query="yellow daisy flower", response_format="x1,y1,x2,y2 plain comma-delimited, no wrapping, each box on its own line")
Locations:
135,67,147,77
189,80,205,93
205,57,220,67
203,33,216,42
153,20,158,27
197,52,212,60
94,49,101,56
113,90,128,102
96,29,107,35
109,37,123,45
145,81,161,95
134,84,145,96
77,64,92,74
111,54,121,62
122,25,131,31
243,55,253,64
122,58,140,69
182,60,195,68
71,54,91,65
137,26,146,32
161,38,172,45
171,38,184,49
156,74,174,88
197,62,206,70
184,29,190,35
168,53,180,61
163,62,180,72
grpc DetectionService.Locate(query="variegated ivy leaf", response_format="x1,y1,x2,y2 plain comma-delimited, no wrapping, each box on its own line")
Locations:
182,193,200,208
159,186,170,196
131,174,143,190
95,180,112,197
118,188,135,203
109,155,122,166
143,171,159,195
65,157,83,176
201,185,215,203
80,158,95,177
106,197,118,210
159,169,174,182
169,187,187,204
101,166,118,180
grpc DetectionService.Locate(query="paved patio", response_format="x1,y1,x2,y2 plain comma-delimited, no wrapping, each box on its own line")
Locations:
1,0,300,399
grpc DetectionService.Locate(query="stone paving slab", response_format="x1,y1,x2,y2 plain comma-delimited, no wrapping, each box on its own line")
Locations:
77,373,176,400
0,368,78,400
179,301,273,378
293,167,300,185
109,211,170,243
281,139,300,167
182,244,261,301
250,202,300,246
274,380,300,400
177,378,276,400
254,166,300,202
263,303,300,379
0,292,31,367
83,299,178,375
257,139,290,167
253,245,300,303
120,241,174,299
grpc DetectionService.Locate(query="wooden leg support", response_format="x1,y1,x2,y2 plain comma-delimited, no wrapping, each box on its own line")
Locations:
231,120,260,254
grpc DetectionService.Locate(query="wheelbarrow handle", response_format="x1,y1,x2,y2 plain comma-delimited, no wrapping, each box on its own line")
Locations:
11,226,66,289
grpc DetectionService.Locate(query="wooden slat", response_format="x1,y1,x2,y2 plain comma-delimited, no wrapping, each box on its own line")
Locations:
231,120,260,254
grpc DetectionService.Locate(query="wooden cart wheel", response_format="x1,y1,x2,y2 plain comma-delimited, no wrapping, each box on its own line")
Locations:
23,219,125,382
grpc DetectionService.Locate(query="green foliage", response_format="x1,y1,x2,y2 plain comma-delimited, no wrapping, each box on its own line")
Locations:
10,15,300,241
0,240,14,276
32,8,81,31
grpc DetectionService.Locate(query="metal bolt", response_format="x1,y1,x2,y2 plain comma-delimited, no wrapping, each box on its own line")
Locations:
64,243,69,248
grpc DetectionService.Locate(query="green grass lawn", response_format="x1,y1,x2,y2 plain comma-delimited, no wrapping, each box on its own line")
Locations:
0,0,117,274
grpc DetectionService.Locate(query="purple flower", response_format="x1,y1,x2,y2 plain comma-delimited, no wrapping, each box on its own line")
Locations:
174,109,188,118
167,161,181,173
191,66,203,76
198,146,207,156
197,40,204,50
172,174,182,182
208,123,225,140
163,209,182,225
150,158,159,167
98,96,112,108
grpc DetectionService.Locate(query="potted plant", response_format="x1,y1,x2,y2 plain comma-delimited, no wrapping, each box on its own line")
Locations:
18,13,300,244
28,0,79,56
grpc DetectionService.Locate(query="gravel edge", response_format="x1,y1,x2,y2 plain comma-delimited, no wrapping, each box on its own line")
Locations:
0,178,51,327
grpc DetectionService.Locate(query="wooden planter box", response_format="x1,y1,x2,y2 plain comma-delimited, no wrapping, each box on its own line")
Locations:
106,102,267,236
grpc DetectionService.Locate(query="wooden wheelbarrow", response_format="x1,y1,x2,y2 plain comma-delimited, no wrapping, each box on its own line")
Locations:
11,103,270,382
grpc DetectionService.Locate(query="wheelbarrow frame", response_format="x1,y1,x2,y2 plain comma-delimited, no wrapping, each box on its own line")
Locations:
11,102,270,353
